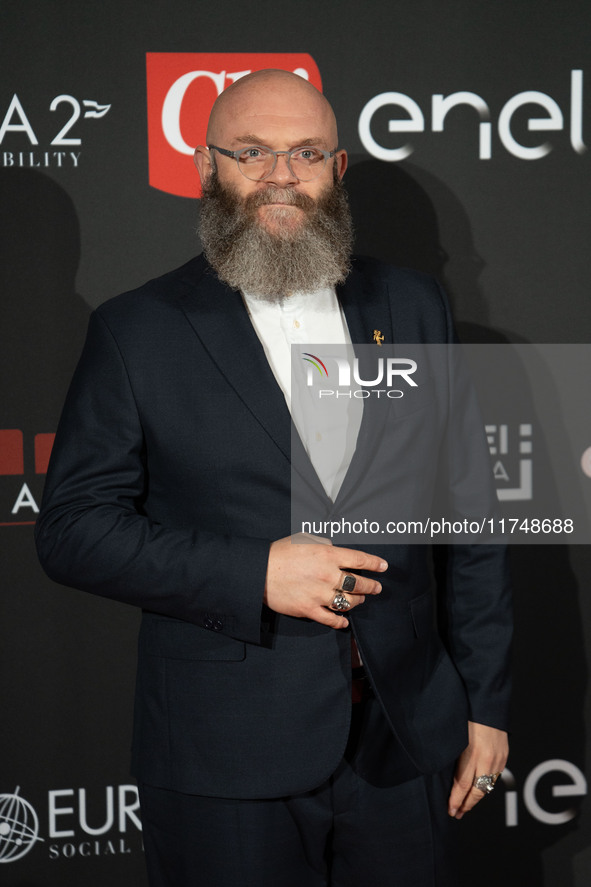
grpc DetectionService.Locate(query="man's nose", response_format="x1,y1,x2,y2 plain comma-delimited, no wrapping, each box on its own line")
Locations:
264,152,298,187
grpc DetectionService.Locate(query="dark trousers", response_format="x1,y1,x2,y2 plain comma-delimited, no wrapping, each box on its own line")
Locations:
139,688,459,887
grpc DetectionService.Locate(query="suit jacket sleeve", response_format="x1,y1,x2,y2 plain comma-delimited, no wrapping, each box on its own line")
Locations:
35,309,270,646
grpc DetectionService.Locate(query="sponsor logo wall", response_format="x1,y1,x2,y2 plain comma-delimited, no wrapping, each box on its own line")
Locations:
2,3,590,886
0,784,142,864
0,94,110,169
357,69,586,161
0,430,54,525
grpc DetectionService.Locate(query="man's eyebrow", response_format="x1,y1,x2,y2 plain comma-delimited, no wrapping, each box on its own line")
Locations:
232,135,330,149
232,134,266,146
292,137,330,149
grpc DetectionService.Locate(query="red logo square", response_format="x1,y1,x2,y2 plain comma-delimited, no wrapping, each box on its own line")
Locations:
0,430,24,476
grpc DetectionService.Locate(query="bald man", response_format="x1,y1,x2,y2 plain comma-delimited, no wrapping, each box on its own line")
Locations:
37,70,511,887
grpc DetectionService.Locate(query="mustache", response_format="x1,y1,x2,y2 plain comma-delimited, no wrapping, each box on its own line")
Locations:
245,188,316,212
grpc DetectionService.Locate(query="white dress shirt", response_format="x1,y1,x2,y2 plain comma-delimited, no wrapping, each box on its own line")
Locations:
243,288,362,500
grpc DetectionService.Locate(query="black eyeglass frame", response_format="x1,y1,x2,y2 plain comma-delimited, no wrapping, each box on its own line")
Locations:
208,144,338,181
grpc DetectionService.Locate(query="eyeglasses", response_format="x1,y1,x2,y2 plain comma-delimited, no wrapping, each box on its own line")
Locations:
208,144,338,182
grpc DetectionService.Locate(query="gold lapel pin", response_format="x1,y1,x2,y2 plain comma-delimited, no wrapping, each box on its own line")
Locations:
373,329,384,346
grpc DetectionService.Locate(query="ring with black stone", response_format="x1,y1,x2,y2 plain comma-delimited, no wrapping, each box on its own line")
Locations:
341,574,357,593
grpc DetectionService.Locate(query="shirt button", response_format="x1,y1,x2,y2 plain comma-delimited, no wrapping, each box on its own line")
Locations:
293,319,300,329
213,619,224,632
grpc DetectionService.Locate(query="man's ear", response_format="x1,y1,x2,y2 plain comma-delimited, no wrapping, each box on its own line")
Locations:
335,149,348,180
194,146,212,186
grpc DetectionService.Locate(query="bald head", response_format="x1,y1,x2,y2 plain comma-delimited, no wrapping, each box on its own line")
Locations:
206,69,339,147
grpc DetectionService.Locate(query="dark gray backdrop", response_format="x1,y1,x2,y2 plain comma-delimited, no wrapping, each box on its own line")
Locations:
1,1,590,884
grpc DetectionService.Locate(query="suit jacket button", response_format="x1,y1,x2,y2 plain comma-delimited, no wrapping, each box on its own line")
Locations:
213,619,223,632
203,616,214,630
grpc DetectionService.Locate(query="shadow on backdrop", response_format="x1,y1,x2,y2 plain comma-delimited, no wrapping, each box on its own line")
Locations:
0,169,90,428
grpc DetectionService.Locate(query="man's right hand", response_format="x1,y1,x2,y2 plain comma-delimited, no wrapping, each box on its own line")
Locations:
264,534,388,629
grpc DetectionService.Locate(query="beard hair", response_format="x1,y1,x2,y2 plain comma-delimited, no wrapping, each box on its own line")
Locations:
198,167,354,300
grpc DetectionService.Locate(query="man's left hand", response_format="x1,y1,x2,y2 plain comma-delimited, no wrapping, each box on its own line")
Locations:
448,721,509,819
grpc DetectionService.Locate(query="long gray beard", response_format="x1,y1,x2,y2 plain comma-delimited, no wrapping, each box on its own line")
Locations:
198,170,353,300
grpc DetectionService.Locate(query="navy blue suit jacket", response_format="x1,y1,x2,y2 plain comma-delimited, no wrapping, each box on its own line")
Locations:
36,254,511,798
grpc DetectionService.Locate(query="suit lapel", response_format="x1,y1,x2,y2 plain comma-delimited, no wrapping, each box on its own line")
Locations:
178,260,293,462
338,260,393,349
335,262,395,509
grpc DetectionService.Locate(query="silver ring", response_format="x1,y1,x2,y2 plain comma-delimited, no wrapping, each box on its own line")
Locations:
341,574,357,593
331,592,351,611
473,773,500,794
